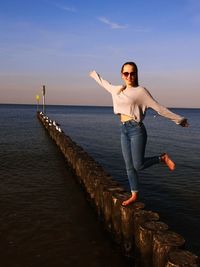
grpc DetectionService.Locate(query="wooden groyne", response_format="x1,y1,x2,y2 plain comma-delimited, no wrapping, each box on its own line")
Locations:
37,111,199,267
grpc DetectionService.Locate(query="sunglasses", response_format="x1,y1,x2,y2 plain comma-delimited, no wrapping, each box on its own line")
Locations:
123,72,136,77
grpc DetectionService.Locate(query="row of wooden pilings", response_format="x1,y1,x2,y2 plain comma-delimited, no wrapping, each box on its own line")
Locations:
37,112,199,267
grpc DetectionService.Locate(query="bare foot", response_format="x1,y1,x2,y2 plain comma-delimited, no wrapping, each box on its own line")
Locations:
122,192,138,206
160,153,175,171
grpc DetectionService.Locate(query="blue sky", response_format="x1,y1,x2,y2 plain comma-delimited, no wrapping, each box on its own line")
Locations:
0,0,199,107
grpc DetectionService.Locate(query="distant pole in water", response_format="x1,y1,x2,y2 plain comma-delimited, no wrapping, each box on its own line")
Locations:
36,94,40,111
42,85,46,114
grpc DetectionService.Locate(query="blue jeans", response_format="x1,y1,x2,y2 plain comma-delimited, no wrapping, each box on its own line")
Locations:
121,120,160,192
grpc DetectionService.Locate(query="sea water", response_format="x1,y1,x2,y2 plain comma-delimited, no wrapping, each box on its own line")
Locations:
0,104,199,259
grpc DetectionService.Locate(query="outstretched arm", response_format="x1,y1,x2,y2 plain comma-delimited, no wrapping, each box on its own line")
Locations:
89,70,121,93
143,88,189,127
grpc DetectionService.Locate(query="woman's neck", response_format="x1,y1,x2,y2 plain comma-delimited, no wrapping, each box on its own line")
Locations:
126,84,138,88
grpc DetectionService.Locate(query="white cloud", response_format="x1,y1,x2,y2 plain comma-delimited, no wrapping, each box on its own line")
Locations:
54,3,77,13
98,17,128,29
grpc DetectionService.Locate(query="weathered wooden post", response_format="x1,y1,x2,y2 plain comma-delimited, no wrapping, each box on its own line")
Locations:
42,85,46,114
93,179,107,216
133,210,160,253
152,231,185,267
110,192,131,244
101,186,125,232
120,204,135,255
138,220,169,267
120,202,146,256
166,249,200,267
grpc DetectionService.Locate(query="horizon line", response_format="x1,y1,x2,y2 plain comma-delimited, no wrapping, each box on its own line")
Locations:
0,103,199,109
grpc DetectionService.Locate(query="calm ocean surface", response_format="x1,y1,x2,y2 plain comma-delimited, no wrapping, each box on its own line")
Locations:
0,104,200,262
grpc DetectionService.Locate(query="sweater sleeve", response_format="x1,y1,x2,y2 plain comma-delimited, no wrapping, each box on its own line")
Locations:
143,88,185,124
89,70,121,94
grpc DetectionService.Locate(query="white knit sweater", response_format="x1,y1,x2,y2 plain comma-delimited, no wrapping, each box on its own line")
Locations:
90,71,184,124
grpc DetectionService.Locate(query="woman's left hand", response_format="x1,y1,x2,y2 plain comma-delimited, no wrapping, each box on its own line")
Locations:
179,118,189,127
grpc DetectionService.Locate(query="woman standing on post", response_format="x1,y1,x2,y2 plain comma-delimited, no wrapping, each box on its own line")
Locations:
89,62,188,206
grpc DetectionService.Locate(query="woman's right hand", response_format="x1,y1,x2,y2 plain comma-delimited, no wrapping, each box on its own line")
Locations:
89,70,97,78
179,118,189,127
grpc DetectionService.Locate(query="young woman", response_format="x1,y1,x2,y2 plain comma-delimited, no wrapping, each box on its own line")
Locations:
89,62,188,206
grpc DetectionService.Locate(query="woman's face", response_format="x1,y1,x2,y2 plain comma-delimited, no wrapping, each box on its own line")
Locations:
121,64,137,87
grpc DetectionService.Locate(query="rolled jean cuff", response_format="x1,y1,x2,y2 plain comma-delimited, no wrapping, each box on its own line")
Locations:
131,190,138,193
